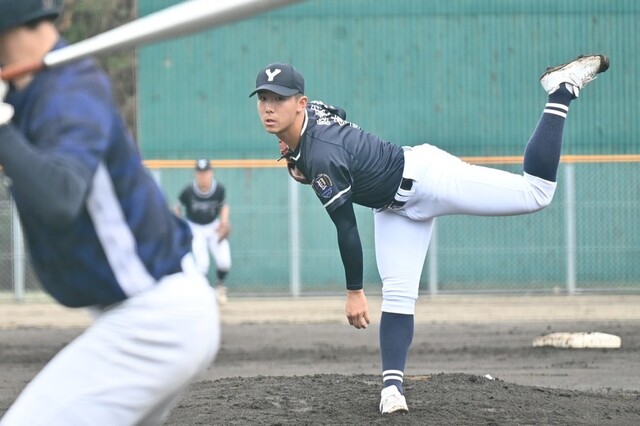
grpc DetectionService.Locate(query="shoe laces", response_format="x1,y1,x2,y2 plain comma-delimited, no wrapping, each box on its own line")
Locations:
570,67,596,88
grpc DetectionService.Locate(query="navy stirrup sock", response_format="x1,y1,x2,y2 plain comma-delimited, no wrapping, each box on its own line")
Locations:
217,270,228,282
380,312,414,394
523,85,574,182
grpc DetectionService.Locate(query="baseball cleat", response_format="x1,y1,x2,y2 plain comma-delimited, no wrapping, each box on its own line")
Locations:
379,385,408,414
540,54,609,97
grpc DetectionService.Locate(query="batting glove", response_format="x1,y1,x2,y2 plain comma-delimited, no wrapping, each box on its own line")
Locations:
0,73,15,126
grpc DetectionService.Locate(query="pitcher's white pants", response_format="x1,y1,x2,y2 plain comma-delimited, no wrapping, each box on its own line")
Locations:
374,144,556,314
188,220,231,276
0,256,220,426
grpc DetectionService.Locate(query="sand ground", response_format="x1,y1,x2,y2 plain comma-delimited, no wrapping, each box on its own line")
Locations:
2,293,640,425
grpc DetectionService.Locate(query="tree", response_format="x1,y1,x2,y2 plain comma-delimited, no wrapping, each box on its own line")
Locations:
59,0,138,137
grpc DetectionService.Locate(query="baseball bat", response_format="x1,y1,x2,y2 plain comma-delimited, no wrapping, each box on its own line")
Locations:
1,0,301,81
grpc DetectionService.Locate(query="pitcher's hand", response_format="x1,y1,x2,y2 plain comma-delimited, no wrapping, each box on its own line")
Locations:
345,289,370,329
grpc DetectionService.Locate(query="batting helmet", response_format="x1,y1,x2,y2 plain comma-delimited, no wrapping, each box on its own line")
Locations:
0,0,62,34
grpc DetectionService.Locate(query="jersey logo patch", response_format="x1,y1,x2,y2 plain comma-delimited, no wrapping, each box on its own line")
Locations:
312,174,334,199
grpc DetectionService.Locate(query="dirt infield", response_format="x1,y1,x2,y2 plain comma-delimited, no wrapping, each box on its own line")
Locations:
2,294,640,424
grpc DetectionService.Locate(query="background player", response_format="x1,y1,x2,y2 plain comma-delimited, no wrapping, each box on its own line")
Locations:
176,159,232,304
250,57,609,414
0,2,220,424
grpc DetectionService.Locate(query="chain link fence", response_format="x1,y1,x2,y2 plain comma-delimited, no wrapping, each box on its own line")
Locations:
2,160,639,300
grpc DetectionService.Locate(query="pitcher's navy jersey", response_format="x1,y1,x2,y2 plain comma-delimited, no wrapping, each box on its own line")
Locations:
288,101,405,212
179,180,226,225
0,40,192,308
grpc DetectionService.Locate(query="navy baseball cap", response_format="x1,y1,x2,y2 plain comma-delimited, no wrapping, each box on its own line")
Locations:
249,63,304,97
0,0,62,34
195,158,211,171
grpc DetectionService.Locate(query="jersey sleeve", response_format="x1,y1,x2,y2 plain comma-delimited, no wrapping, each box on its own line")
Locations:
329,200,363,290
31,67,114,181
0,66,115,228
0,70,112,227
178,187,188,205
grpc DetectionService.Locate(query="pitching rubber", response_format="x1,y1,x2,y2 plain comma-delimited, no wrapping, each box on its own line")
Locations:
532,332,621,349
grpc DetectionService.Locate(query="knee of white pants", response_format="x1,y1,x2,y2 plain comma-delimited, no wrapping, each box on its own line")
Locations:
381,284,418,315
215,258,231,271
192,252,210,275
523,172,557,211
0,270,219,426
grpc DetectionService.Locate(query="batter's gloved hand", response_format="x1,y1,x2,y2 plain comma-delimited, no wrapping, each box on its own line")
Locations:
0,73,15,126
278,139,310,185
216,222,231,242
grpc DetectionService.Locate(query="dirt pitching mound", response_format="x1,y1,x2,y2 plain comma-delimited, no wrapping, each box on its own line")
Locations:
166,373,640,425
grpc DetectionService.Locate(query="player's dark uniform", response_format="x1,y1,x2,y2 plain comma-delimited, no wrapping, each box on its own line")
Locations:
284,95,564,404
0,36,219,424
284,101,408,291
253,56,607,414
1,40,192,308
290,101,405,213
177,177,232,285
286,98,560,297
179,181,226,225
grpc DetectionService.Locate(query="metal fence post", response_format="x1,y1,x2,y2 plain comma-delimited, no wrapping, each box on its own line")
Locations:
565,163,577,294
289,178,301,297
428,219,439,295
11,199,25,301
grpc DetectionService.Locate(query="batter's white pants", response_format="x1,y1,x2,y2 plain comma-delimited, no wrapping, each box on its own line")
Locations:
0,255,220,426
188,220,232,277
374,144,556,314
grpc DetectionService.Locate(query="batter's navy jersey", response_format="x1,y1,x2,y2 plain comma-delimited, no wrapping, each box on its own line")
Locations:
289,101,405,212
179,180,226,225
0,40,192,308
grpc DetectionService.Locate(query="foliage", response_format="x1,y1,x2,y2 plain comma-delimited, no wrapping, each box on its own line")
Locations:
58,0,138,137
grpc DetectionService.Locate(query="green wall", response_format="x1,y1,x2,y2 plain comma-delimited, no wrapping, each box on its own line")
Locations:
138,0,636,159
138,0,639,294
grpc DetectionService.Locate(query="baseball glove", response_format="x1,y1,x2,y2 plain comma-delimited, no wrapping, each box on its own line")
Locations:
278,140,310,184
217,222,231,242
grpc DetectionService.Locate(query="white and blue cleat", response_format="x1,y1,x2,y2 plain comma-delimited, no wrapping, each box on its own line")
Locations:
540,54,610,97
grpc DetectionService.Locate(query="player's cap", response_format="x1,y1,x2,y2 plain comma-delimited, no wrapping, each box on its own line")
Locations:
195,158,211,171
0,0,62,34
249,63,304,97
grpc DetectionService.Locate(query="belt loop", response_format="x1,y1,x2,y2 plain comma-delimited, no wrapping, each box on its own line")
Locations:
399,177,413,190
387,178,414,210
